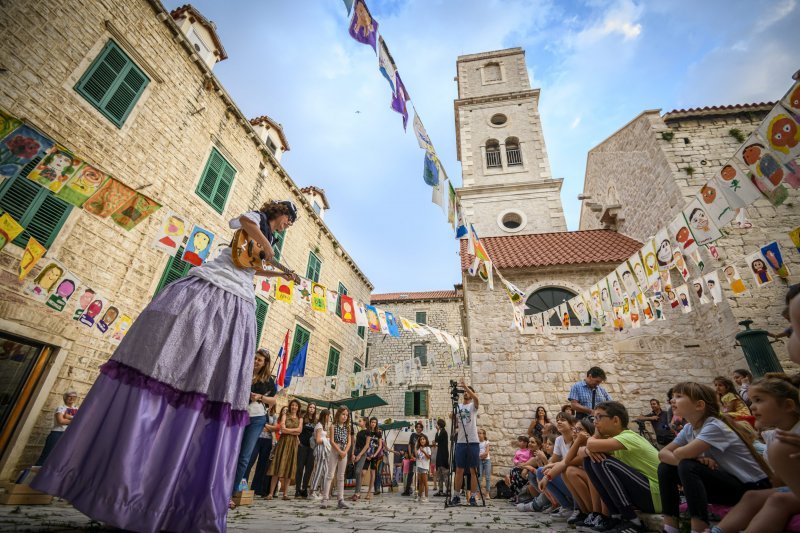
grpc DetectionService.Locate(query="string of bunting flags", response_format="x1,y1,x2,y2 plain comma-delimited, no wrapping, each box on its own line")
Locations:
338,0,800,334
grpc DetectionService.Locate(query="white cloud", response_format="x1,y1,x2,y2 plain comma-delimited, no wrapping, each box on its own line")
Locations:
754,0,796,33
570,116,582,129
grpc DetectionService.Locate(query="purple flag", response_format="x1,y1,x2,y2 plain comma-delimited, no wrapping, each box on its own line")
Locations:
391,72,410,130
348,0,378,52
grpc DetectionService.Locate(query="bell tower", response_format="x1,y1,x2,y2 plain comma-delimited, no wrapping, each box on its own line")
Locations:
454,48,566,237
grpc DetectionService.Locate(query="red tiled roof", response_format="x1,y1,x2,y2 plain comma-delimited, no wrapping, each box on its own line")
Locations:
170,4,228,61
460,230,642,270
663,102,775,120
370,290,462,303
249,115,291,151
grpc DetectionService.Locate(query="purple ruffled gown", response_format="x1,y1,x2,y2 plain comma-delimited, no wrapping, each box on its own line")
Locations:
32,241,260,532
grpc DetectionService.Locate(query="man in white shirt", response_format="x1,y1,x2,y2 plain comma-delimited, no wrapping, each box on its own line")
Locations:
451,380,480,506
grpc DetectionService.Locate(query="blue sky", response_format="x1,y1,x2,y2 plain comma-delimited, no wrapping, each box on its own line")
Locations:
163,0,799,293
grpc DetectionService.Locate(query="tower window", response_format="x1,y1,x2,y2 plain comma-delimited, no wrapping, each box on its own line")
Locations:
486,139,501,168
506,137,522,166
490,114,507,126
502,212,522,229
498,209,527,233
526,287,579,327
484,62,501,82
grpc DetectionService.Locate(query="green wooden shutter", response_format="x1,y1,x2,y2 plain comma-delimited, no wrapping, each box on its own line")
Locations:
306,252,321,282
335,282,347,317
74,40,149,127
272,229,286,261
415,311,427,324
255,297,269,345
357,326,365,339
404,391,413,416
420,391,428,416
414,345,427,367
195,148,236,214
325,346,340,376
154,245,194,295
290,325,311,362
0,171,72,248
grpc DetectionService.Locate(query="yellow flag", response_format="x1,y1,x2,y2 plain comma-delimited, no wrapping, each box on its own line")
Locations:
19,236,46,282
0,213,24,252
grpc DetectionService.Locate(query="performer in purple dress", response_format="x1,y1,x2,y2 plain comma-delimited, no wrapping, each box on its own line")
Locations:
33,200,299,533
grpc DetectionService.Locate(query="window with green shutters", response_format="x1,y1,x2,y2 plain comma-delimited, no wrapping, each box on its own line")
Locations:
0,162,72,248
404,390,428,417
413,344,428,367
290,325,311,362
335,282,347,317
74,40,150,128
195,148,236,214
326,346,340,376
306,251,321,282
415,311,427,325
357,326,365,339
255,297,269,346
272,229,286,261
154,245,194,295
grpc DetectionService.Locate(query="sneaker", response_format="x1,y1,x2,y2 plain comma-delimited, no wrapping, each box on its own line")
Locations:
414,493,419,502
545,505,561,515
320,501,329,509
555,507,573,519
606,519,646,533
568,510,587,526
469,496,477,506
449,495,461,506
576,513,600,532
517,501,536,512
337,500,349,509
591,516,620,532
421,496,428,503
311,492,322,500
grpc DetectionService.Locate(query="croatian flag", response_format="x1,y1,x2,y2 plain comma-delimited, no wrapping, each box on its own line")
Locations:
275,329,290,391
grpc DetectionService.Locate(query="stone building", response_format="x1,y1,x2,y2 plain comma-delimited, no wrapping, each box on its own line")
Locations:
0,0,370,481
365,289,469,425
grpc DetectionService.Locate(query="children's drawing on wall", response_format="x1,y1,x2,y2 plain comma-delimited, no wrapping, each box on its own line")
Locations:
703,271,723,305
736,141,789,205
0,124,55,181
0,108,22,140
340,295,356,323
659,269,673,293
758,104,800,169
653,296,665,320
0,213,23,252
377,309,390,334
181,225,214,266
110,193,161,231
745,252,773,287
666,289,679,309
760,241,790,278
18,237,46,282
25,260,65,302
385,311,401,337
640,240,660,287
715,161,762,209
72,287,95,320
569,296,590,326
654,229,675,272
641,299,655,324
722,264,748,296
56,163,108,207
629,300,641,329
627,252,647,292
674,284,692,314
605,273,623,307
110,314,133,344
683,199,722,246
97,306,119,333
668,215,697,254
310,282,327,312
365,305,381,333
617,262,640,299
83,178,137,218
152,211,188,256
788,226,800,253
295,278,311,304
46,272,81,312
698,179,736,227
27,147,81,193
79,295,108,328
692,278,710,305
673,250,690,281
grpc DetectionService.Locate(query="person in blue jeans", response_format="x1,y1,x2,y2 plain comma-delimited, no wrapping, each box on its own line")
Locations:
230,350,276,508
535,411,577,517
478,428,492,499
451,380,481,506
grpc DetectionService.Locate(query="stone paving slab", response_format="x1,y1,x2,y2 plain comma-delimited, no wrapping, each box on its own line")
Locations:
0,492,576,532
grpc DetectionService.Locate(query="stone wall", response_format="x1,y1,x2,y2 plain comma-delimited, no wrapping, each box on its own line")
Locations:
0,0,370,480
365,297,469,425
579,106,799,373
456,49,532,100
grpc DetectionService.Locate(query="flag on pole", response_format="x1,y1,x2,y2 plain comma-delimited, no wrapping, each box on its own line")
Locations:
275,330,290,390
348,0,378,52
390,72,410,130
284,341,309,388
377,36,397,92
413,111,434,152
423,151,440,186
470,224,490,262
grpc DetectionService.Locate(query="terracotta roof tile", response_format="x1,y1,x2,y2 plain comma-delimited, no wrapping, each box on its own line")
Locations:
663,102,775,120
460,230,642,270
249,115,291,151
300,186,330,209
370,290,462,303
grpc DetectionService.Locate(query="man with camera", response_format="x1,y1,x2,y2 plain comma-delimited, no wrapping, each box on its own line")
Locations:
635,398,674,446
450,379,480,506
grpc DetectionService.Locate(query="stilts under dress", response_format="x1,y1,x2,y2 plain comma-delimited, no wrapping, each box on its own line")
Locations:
32,212,272,533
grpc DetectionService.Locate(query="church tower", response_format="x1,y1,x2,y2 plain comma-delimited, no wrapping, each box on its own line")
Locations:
454,48,566,237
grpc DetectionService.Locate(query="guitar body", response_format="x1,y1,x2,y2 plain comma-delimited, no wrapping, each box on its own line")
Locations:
231,228,300,281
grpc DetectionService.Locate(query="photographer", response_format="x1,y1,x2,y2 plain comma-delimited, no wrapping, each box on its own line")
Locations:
451,379,480,506
635,398,674,446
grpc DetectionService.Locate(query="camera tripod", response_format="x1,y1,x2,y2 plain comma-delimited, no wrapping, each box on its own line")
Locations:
444,383,486,508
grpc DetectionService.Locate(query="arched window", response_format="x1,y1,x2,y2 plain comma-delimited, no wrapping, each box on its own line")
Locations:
486,139,501,168
505,137,522,166
484,62,501,82
526,287,579,327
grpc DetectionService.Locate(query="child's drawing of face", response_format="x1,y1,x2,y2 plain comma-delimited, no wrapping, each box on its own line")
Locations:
634,263,646,281
343,301,353,313
723,266,735,279
55,280,75,298
50,153,71,174
676,227,691,244
720,164,737,182
751,259,766,272
165,216,185,237
79,290,95,308
689,208,710,231
192,231,210,252
312,285,324,297
86,299,103,318
657,240,671,264
645,252,657,272
700,184,716,204
101,307,119,325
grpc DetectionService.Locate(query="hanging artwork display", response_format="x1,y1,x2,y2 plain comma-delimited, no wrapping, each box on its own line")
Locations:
377,309,390,334
109,314,133,344
698,179,736,227
760,241,790,278
703,271,723,304
674,284,692,314
668,214,698,255
110,193,161,231
691,278,710,305
365,305,381,333
27,146,82,193
24,259,65,302
568,296,590,326
0,213,24,252
46,271,82,312
18,237,46,282
722,264,748,296
716,160,764,207
79,295,109,328
0,107,22,140
71,287,96,320
354,302,368,327
672,250,690,282
152,211,189,255
348,0,378,52
385,311,400,337
340,295,356,323
744,251,773,288
181,225,215,266
326,289,339,315
0,124,54,181
789,226,800,253
683,198,722,245
735,138,789,205
82,177,137,218
274,277,294,303
56,163,109,207
311,283,327,312
616,261,641,299
96,306,120,333
295,278,312,304
654,229,675,272
606,272,624,307
758,104,800,162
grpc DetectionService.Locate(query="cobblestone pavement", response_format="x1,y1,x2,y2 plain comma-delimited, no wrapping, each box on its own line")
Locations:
0,492,576,532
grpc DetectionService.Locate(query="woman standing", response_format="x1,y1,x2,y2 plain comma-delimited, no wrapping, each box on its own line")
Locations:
478,428,491,500
322,406,351,509
364,417,383,502
433,419,449,497
248,404,278,497
230,350,277,508
35,390,78,466
308,409,331,500
267,399,302,500
32,201,298,532
295,403,318,498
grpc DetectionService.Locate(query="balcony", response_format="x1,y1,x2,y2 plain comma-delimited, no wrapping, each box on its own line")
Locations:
506,148,522,166
486,150,502,168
